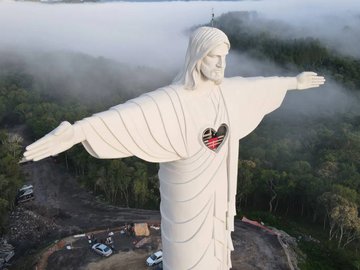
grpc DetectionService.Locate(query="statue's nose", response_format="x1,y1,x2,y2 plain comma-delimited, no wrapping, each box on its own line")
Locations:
216,57,226,68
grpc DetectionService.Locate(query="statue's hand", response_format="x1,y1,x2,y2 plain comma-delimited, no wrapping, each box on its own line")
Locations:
23,121,76,162
296,72,325,90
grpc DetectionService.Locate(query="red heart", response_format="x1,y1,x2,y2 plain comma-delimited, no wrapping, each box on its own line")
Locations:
202,124,228,152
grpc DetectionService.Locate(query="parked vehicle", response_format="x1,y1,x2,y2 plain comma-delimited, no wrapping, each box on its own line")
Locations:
0,239,15,270
146,250,163,266
16,184,34,204
91,243,113,257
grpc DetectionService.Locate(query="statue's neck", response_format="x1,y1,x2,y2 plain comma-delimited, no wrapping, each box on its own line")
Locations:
195,80,219,94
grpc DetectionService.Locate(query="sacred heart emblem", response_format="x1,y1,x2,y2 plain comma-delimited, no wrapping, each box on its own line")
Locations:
202,124,228,152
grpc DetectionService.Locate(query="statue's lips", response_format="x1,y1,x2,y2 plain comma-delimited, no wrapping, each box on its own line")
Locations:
211,69,224,77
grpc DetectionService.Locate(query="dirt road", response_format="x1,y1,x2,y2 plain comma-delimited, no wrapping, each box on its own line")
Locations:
22,159,160,229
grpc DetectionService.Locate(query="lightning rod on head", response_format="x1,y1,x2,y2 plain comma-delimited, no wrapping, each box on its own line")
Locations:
211,8,215,27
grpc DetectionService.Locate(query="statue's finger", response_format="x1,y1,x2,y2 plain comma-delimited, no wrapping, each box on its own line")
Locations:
49,147,62,157
312,79,325,85
310,82,324,87
33,153,51,162
19,157,28,164
312,81,325,85
312,76,325,81
24,144,51,157
312,78,325,83
305,71,317,76
312,75,324,79
26,135,51,151
24,149,51,161
25,144,49,154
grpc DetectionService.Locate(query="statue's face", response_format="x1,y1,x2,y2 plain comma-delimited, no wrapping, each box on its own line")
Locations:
200,43,229,84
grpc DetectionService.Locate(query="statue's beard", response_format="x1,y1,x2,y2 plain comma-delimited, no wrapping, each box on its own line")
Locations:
201,68,224,84
212,70,224,84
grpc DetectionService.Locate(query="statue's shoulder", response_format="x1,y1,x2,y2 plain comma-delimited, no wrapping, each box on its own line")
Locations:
148,84,186,96
166,84,186,93
221,76,264,90
222,76,249,85
221,77,245,93
111,85,185,111
138,84,186,104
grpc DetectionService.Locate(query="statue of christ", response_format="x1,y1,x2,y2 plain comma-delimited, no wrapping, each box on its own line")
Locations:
23,27,325,269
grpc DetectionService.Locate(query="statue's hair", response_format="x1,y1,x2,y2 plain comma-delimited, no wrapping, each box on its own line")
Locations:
173,27,230,90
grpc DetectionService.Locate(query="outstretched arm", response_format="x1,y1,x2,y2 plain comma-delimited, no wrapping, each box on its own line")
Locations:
221,71,325,141
23,121,85,162
23,88,188,163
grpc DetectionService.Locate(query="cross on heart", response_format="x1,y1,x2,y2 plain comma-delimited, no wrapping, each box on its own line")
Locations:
202,124,228,152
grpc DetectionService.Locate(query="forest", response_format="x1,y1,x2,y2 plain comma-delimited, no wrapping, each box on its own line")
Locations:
0,11,359,269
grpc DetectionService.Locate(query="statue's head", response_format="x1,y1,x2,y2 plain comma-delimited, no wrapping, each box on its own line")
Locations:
173,27,230,90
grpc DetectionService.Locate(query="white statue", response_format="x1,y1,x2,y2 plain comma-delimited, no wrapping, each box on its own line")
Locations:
23,27,325,269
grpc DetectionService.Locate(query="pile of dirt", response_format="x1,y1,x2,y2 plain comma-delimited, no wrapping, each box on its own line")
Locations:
231,221,299,270
273,228,304,269
5,205,66,258
8,206,59,243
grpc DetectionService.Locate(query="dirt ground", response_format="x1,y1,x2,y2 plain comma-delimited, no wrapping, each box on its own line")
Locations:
44,221,293,270
47,230,161,270
86,250,151,270
4,126,298,270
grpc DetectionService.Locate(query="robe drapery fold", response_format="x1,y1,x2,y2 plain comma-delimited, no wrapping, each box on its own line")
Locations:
78,88,188,162
76,76,292,270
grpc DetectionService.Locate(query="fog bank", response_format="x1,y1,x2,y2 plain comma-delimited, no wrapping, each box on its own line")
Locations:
1,0,360,70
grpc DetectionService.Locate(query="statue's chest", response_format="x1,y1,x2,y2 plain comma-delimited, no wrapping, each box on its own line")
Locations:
182,89,229,155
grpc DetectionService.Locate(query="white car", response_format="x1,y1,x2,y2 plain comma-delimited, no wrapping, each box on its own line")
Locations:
146,250,163,266
91,243,113,257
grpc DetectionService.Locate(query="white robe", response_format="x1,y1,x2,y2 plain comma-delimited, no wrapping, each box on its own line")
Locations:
77,76,294,270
